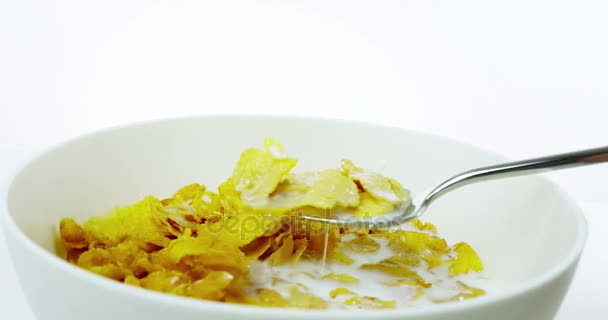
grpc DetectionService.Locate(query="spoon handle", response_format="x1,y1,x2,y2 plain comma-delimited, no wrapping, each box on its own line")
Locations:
422,146,608,205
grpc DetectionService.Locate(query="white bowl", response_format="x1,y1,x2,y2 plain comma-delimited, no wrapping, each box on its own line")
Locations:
2,116,587,320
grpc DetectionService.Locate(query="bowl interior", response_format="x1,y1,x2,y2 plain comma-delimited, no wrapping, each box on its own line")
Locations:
6,116,584,293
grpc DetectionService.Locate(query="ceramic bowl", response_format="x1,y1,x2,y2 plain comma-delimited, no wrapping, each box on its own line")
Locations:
2,116,587,320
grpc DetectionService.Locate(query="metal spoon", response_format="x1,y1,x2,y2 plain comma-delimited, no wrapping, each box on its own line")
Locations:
298,146,608,229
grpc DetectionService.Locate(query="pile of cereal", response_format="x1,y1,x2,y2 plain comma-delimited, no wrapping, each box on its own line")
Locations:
58,139,484,309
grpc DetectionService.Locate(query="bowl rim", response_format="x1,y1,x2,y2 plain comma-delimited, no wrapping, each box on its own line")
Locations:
1,114,588,318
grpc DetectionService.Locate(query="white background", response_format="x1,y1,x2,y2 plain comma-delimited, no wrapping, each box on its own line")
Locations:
0,1,606,319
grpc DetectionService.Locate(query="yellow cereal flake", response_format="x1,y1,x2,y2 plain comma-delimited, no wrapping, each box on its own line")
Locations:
83,196,170,247
449,242,484,276
433,281,486,303
231,138,298,206
381,278,432,288
340,159,408,205
288,220,341,259
384,230,449,269
256,288,288,307
269,169,360,209
288,271,318,279
184,271,235,300
240,236,273,259
287,284,328,309
59,218,89,249
138,270,187,293
328,247,355,265
189,191,222,220
361,255,425,284
412,287,425,300
269,236,296,265
386,231,449,254
344,296,396,309
343,234,381,253
329,287,358,298
353,192,396,217
124,274,140,286
361,296,397,308
410,219,438,234
321,273,360,283
172,183,206,203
